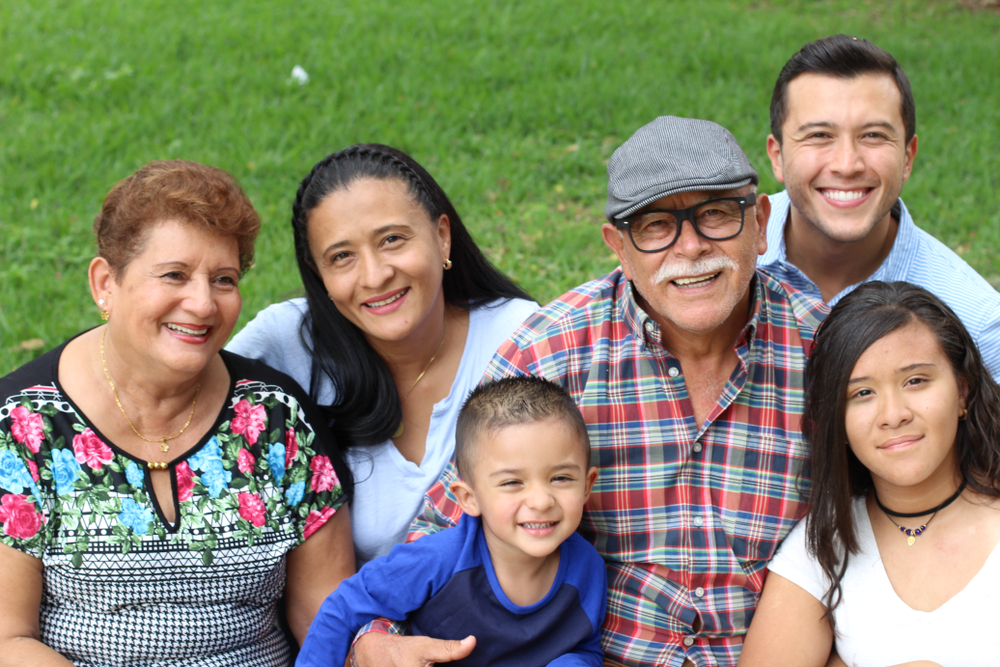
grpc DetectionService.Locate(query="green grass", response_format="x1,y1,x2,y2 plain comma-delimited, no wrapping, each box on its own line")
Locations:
2,0,999,373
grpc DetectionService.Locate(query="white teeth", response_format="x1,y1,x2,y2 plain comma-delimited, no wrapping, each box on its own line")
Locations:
521,522,556,529
822,189,867,201
366,290,407,308
673,273,719,286
167,323,208,336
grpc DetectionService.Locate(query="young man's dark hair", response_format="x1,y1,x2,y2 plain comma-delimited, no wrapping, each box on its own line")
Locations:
769,34,916,144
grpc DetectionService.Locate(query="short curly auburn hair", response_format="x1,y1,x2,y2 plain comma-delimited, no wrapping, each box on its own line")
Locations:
93,160,260,277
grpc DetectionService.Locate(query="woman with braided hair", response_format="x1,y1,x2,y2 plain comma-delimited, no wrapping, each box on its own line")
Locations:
228,144,536,566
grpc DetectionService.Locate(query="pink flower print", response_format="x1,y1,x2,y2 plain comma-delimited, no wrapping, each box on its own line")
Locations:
303,506,336,540
26,459,39,482
231,399,267,445
175,461,195,502
237,492,267,527
285,430,299,469
309,455,340,493
0,494,44,540
237,448,256,474
72,429,113,471
10,406,46,453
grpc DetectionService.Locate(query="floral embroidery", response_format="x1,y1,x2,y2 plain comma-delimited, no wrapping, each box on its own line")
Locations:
285,480,305,506
175,461,195,502
51,448,83,495
10,406,45,453
309,455,339,493
268,443,286,484
73,428,113,471
118,498,154,536
231,398,266,445
237,448,255,474
303,506,336,540
125,461,144,488
0,450,36,496
285,429,299,468
0,494,43,539
1,378,344,567
237,492,267,527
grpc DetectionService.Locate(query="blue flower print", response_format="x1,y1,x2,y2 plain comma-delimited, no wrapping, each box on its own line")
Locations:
52,448,83,496
125,461,145,488
268,443,286,485
0,450,35,495
200,466,232,499
188,436,224,473
118,498,154,535
285,480,305,507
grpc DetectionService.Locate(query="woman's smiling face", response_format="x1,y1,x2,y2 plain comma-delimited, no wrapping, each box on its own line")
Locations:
844,320,967,494
306,178,451,348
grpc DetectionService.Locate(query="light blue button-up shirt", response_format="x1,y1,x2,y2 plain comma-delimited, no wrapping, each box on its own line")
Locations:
760,190,1000,378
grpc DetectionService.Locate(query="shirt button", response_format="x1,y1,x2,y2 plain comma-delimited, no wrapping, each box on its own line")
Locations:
683,637,695,647
695,587,705,598
645,321,655,332
692,443,703,453
693,515,704,527
668,366,680,378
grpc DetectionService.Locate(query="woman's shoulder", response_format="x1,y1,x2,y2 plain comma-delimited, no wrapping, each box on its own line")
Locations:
221,349,313,403
468,298,539,346
1,341,66,403
226,298,316,387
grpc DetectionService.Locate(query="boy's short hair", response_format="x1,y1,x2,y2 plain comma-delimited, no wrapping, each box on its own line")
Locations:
455,376,590,481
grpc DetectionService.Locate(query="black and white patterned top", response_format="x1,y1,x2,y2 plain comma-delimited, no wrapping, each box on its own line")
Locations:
0,343,348,666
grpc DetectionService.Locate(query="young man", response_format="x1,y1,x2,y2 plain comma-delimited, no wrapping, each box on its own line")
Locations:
761,34,1000,377
297,376,605,667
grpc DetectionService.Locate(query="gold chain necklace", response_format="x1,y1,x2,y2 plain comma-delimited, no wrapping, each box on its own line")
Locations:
392,327,447,439
100,327,200,453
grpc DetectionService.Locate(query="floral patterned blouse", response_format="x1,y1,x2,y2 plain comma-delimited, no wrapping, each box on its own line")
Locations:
0,343,349,667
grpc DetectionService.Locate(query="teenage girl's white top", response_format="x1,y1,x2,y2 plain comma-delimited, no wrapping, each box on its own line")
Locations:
227,297,537,566
768,497,1000,667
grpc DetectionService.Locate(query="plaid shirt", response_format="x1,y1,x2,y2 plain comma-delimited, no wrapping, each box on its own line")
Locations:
412,267,826,666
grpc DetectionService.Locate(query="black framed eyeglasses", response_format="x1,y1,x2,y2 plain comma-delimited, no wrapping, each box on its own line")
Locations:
615,193,756,253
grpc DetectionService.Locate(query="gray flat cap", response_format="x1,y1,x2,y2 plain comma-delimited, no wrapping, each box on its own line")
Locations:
605,116,758,221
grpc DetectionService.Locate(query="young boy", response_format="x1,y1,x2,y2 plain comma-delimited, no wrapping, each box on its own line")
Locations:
296,376,606,667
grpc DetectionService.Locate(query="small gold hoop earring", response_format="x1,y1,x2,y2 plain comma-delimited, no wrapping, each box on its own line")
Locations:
443,259,453,270
960,407,969,421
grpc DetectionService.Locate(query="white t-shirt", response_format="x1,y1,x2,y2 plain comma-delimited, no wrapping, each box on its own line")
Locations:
768,497,1000,667
227,297,537,565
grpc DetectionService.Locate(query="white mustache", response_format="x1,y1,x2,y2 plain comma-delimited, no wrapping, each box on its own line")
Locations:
652,255,737,285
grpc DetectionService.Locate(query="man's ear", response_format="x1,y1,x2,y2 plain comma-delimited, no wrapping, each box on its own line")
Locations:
601,223,633,281
754,192,771,257
450,479,481,517
902,134,918,182
766,134,785,183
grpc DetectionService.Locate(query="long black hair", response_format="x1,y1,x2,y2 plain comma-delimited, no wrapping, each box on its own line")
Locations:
803,281,1000,623
290,143,532,448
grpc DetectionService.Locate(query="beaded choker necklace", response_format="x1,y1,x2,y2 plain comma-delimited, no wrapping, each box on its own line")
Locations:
874,479,968,546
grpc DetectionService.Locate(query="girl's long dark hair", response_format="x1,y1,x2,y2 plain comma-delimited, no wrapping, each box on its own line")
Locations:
291,144,532,448
803,281,1000,624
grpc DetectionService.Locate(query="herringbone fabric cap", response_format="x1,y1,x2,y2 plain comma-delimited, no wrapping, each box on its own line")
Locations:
605,116,758,221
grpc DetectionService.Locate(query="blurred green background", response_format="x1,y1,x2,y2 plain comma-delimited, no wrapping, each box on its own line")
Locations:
2,0,999,372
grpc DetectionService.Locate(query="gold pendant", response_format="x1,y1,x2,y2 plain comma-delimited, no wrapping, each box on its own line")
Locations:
160,440,170,453
907,535,916,546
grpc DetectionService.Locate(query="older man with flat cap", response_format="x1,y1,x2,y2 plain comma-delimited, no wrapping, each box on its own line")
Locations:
350,117,827,667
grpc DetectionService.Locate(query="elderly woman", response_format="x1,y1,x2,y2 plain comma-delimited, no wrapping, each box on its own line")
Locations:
0,160,354,666
228,144,536,567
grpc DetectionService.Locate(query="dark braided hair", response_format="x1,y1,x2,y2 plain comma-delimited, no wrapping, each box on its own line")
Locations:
291,143,532,447
802,281,1000,628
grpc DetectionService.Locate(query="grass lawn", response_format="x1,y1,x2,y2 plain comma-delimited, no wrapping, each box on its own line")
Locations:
2,0,999,373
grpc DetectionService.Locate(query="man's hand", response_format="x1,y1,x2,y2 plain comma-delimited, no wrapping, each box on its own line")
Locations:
350,633,476,667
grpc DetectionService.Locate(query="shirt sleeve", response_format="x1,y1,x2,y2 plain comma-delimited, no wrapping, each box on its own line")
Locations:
547,535,607,667
765,517,828,604
0,402,53,559
297,522,471,667
406,460,462,542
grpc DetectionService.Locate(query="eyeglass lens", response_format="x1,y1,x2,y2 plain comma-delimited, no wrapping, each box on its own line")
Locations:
628,199,744,251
